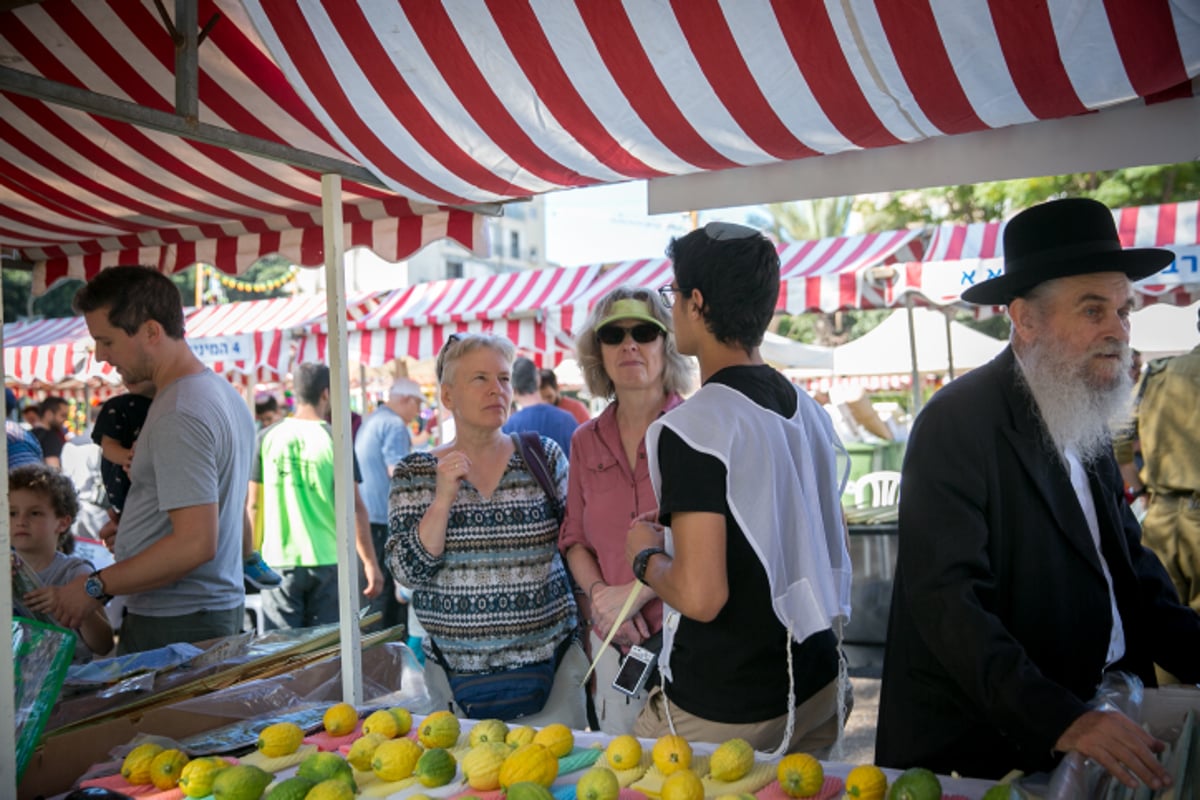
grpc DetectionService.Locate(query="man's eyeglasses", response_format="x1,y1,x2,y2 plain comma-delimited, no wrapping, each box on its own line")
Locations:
597,323,664,346
657,285,685,308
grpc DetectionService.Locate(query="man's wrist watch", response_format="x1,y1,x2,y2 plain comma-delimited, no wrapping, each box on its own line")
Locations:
632,547,667,584
84,569,113,605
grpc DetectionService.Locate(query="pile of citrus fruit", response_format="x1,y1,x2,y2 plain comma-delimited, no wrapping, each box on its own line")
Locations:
106,706,966,800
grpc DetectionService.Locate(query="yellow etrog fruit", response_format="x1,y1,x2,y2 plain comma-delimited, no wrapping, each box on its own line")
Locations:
605,735,642,770
305,778,356,800
121,742,165,785
532,723,574,758
149,748,190,790
362,708,402,739
211,764,273,800
418,710,460,748
371,737,424,782
709,738,754,782
178,756,231,798
323,702,359,737
346,731,388,771
256,721,305,757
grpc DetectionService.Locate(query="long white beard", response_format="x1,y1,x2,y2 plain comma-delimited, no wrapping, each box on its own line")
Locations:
1016,338,1133,464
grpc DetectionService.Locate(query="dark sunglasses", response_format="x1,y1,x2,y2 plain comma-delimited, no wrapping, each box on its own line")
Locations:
597,323,664,346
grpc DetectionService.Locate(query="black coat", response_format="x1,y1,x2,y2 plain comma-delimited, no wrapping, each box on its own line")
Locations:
875,347,1200,779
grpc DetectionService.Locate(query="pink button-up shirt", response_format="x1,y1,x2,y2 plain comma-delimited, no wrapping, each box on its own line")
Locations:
559,393,684,636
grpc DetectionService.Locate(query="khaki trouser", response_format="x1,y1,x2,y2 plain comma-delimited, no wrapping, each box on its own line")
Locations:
588,630,652,736
633,677,848,757
422,640,589,729
1142,493,1200,613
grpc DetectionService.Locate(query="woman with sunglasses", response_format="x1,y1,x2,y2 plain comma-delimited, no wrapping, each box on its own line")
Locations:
386,333,587,726
560,287,694,734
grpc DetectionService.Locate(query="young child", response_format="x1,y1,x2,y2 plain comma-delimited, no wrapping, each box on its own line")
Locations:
11,464,114,660
92,380,155,516
92,379,283,589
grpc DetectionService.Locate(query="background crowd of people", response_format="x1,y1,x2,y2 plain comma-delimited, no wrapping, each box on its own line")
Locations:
8,201,1200,786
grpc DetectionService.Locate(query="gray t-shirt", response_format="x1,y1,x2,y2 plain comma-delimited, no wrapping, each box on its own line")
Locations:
37,552,95,661
115,369,255,616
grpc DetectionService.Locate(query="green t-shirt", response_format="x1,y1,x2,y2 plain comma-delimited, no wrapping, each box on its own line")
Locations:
255,418,360,567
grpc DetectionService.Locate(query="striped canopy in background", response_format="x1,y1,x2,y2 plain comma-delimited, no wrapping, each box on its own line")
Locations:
298,265,603,368
885,200,1200,313
3,292,378,386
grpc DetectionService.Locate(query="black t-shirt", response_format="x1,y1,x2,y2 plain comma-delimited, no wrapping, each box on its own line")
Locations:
657,364,837,723
91,393,153,513
31,426,65,460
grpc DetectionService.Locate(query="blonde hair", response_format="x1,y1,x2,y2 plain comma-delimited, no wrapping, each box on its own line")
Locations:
436,333,516,385
576,286,694,399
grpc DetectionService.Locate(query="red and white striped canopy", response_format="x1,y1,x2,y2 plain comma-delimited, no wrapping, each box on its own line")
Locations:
776,230,926,313
2,317,92,386
301,266,602,367
306,228,923,366
894,201,1200,309
184,292,377,381
3,292,378,386
240,1,1198,206
0,0,483,293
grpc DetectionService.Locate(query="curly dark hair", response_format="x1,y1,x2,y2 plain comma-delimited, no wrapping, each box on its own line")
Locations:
10,463,80,526
73,265,186,339
668,224,779,353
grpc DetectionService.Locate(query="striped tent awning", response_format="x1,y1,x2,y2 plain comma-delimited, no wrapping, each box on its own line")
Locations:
301,265,603,367
567,228,925,319
893,201,1200,309
0,1,484,293
236,1,1197,207
3,292,380,387
183,292,378,382
2,317,92,385
776,230,926,313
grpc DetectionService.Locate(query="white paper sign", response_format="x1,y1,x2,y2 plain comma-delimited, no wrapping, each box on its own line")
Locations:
189,334,254,364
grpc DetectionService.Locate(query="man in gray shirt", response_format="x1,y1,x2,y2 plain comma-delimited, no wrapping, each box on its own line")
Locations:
50,265,256,653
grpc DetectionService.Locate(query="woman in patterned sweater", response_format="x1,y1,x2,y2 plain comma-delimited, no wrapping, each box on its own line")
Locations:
387,333,585,725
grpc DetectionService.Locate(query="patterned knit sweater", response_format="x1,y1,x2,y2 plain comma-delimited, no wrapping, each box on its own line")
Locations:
386,439,577,674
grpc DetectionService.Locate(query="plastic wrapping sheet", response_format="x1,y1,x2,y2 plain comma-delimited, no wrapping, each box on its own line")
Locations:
44,623,370,732
12,617,75,782
170,641,434,756
1040,673,1200,800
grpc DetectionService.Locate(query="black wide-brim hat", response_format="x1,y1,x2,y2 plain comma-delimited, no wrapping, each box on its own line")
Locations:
961,197,1175,305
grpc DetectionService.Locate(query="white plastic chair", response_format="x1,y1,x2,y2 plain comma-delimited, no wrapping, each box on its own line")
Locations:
854,470,901,508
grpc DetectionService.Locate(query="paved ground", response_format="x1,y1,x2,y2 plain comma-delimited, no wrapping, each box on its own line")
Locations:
837,645,884,764
839,676,880,764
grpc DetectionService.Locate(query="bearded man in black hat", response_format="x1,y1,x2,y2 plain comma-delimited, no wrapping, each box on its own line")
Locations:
875,198,1200,787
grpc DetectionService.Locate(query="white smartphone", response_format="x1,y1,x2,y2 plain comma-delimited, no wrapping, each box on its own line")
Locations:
612,645,657,697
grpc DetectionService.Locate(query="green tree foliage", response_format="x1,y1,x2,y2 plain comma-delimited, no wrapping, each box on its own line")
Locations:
2,270,85,323
748,197,855,241
855,162,1200,229
769,163,1197,345
3,256,296,324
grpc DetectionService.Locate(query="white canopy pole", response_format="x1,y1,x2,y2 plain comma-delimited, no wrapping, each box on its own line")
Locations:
322,173,364,705
944,309,957,381
1,277,16,798
906,294,922,414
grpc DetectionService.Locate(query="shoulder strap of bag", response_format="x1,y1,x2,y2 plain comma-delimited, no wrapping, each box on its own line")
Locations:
510,431,563,523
